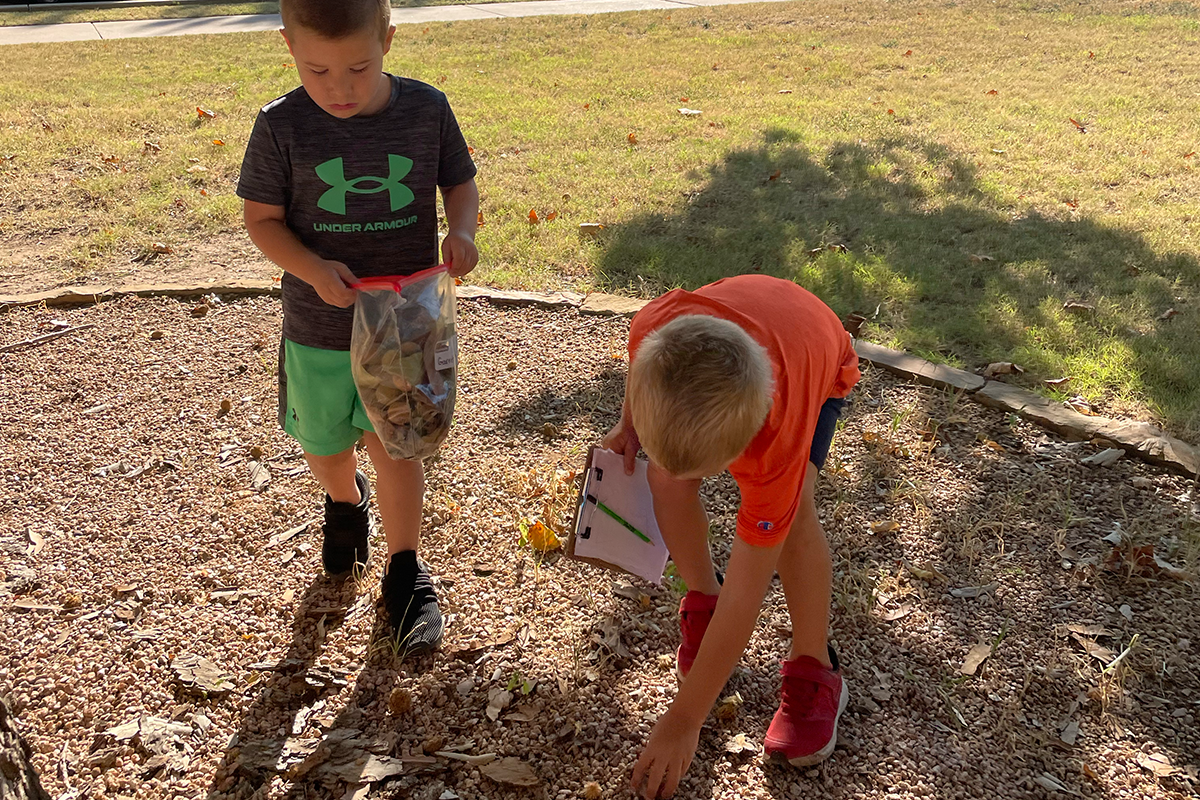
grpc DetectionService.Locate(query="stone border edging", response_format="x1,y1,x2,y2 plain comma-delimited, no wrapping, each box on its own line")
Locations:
3,280,1196,477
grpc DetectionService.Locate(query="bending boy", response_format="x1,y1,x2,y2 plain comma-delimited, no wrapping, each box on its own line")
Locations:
601,275,860,798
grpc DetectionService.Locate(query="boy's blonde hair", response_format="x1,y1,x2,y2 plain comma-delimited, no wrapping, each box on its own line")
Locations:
628,315,774,477
280,0,391,41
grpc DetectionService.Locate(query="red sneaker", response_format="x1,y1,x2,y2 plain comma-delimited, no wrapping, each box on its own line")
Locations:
675,590,719,680
764,649,848,766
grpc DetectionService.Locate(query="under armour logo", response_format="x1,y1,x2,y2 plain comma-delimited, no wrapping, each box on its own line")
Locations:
315,155,414,215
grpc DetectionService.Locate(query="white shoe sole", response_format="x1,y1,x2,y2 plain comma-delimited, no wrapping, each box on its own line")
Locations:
766,679,850,768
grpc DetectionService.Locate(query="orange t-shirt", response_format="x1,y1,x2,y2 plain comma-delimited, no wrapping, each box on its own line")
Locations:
628,275,860,547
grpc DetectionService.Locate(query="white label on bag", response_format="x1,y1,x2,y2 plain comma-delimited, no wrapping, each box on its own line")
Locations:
434,340,454,371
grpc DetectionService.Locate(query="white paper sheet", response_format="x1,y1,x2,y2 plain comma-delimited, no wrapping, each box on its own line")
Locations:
573,448,669,584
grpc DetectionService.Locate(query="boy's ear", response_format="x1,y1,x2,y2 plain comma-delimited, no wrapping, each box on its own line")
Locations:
280,28,297,58
382,25,396,56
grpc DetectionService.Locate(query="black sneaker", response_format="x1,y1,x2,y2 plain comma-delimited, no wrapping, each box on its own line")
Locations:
381,550,444,654
322,470,372,577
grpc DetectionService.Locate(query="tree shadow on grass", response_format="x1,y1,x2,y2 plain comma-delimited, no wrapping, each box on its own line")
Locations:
594,130,1200,438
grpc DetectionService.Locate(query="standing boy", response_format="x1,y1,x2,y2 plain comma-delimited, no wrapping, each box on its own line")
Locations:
237,0,479,652
601,275,860,798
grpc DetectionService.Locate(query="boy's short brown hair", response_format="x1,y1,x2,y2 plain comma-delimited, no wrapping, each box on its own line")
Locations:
280,0,392,41
628,315,774,477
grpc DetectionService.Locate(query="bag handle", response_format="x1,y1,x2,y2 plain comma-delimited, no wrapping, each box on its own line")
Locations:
351,263,449,293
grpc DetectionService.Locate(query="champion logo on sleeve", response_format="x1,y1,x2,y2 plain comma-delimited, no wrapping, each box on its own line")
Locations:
757,520,775,532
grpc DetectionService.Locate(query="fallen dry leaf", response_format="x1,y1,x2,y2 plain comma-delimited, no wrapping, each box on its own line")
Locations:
528,208,539,224
842,312,867,337
870,520,901,534
1137,752,1180,778
879,603,914,622
1070,632,1116,662
1034,772,1074,794
949,584,996,599
1044,376,1071,387
1104,543,1189,581
627,132,638,145
724,733,756,756
714,692,743,723
520,517,561,552
485,687,513,721
1063,300,1095,314
170,653,233,694
983,361,1023,378
249,461,270,492
196,107,216,119
959,643,992,675
1066,623,1111,638
902,559,946,583
1157,308,1178,320
1064,396,1098,415
969,253,994,263
1080,448,1123,467
480,756,541,787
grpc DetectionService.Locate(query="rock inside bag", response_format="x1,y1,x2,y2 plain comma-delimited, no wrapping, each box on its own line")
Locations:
351,268,457,461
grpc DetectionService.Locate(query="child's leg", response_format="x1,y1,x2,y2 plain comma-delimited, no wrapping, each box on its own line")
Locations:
647,463,722,596
776,468,833,667
304,446,361,503
361,431,441,650
361,431,424,557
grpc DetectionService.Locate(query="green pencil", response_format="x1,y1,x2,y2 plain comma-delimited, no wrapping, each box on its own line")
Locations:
586,494,652,544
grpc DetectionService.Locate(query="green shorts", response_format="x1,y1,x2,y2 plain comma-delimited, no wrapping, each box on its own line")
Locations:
278,339,375,456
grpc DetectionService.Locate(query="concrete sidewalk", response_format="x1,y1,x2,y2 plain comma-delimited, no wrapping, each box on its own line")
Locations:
0,0,786,44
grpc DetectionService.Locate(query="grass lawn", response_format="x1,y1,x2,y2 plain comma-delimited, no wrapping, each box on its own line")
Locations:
0,0,499,27
0,0,1198,437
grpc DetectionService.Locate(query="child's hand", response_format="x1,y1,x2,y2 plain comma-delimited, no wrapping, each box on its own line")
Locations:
442,232,479,278
600,418,640,476
311,259,359,308
631,710,700,799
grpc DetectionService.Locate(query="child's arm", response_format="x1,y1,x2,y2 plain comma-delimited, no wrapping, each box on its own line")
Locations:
439,178,480,278
632,537,784,799
243,199,358,308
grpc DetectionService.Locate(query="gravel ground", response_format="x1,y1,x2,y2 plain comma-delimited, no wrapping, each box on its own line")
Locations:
1,295,1197,800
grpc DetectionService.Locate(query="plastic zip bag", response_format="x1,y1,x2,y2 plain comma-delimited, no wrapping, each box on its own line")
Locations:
350,265,457,460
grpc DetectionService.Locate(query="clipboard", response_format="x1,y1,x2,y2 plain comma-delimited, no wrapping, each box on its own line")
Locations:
567,445,670,585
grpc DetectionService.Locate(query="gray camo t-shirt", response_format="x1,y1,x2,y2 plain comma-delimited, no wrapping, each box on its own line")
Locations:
237,75,476,350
